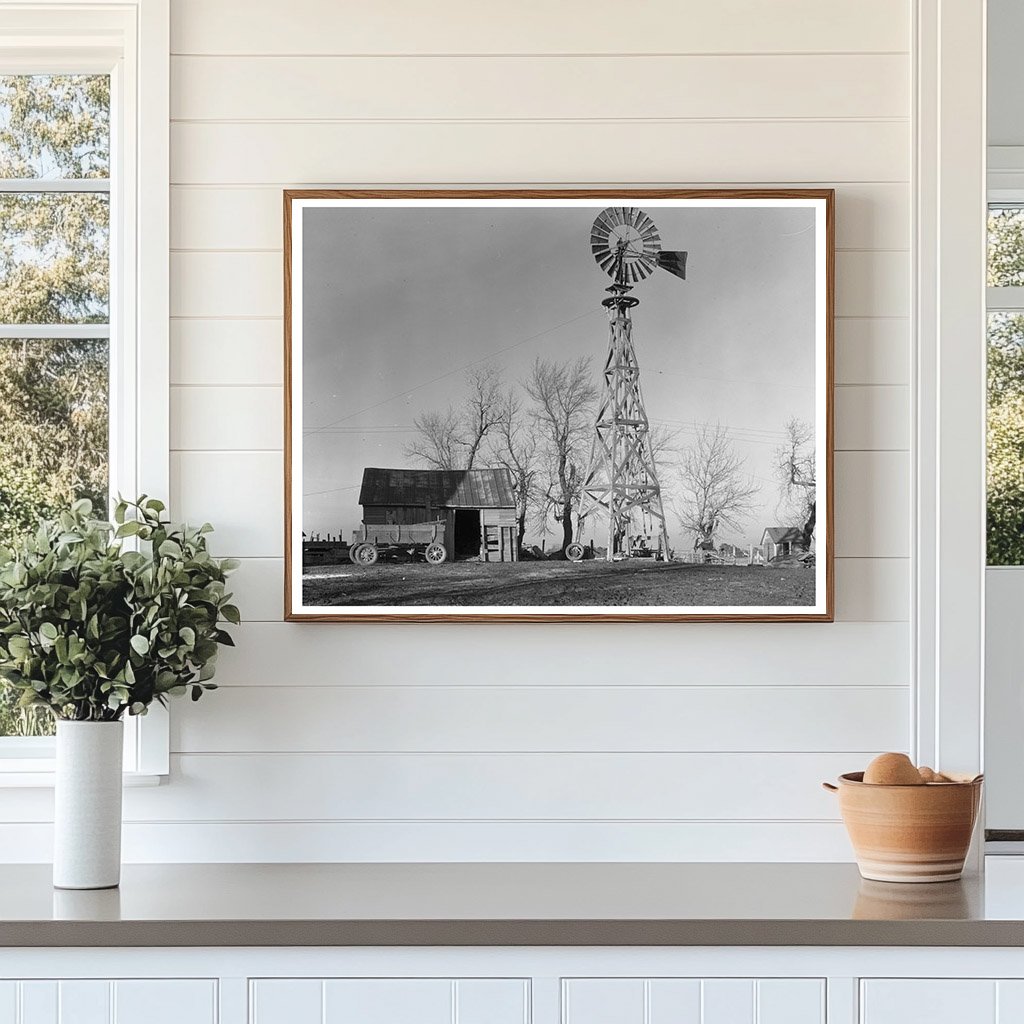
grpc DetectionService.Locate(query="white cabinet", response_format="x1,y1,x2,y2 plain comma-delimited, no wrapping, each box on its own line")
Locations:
0,980,216,1024
562,978,825,1024
861,980,1024,1024
249,978,529,1024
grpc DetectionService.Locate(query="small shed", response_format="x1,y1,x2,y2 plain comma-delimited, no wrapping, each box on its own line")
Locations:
760,526,805,561
358,467,519,562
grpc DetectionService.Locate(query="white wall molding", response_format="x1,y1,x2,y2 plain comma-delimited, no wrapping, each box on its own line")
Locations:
913,0,987,775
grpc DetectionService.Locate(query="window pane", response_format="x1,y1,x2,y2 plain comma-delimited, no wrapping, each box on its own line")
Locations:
0,192,109,323
988,312,1024,565
989,206,1024,287
0,338,108,738
0,75,109,179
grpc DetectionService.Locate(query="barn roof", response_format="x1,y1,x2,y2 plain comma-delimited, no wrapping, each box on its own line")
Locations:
359,468,516,509
761,526,804,544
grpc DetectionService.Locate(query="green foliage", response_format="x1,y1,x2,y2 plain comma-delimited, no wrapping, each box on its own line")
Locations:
0,338,108,529
0,75,109,179
988,394,1024,566
987,209,1024,564
0,497,239,723
989,208,1024,288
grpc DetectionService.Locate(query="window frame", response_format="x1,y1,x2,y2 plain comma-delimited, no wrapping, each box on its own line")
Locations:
0,0,169,783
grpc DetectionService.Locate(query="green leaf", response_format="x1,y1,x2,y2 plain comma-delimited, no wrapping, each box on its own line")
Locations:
158,539,183,559
130,634,150,656
220,604,241,625
39,622,58,641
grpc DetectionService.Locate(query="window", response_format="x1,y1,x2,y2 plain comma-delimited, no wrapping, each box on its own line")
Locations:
987,205,1024,565
0,2,169,778
0,74,111,738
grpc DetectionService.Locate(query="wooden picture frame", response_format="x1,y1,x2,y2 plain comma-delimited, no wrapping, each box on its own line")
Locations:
284,189,834,622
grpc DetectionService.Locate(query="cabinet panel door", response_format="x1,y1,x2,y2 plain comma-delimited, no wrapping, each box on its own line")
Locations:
1,981,215,1024
251,979,528,1024
250,980,322,1024
756,980,826,1024
861,981,997,1024
0,984,16,1024
562,978,824,1024
113,981,217,1024
323,980,451,1024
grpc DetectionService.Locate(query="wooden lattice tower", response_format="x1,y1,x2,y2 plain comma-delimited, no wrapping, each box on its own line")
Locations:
572,207,688,562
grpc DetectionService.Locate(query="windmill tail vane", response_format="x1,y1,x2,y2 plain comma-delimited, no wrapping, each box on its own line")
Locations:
570,206,688,564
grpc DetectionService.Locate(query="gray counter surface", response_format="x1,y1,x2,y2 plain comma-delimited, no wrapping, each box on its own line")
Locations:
0,861,1018,947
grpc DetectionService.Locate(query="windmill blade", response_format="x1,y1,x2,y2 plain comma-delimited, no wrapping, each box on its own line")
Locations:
657,250,688,280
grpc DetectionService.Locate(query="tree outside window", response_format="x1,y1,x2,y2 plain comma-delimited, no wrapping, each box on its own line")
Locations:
0,75,110,736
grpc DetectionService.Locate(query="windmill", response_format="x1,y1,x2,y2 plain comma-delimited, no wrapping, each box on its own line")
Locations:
566,207,688,563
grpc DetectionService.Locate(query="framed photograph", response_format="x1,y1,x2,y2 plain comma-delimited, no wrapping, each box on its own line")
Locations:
285,189,833,622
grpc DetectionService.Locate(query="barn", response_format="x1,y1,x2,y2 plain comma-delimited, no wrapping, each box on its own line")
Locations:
358,468,519,562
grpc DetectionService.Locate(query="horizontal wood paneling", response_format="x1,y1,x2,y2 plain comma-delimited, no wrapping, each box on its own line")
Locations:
225,556,908,624
170,121,909,186
170,183,909,251
171,54,908,121
0,820,857,862
835,251,909,318
170,684,909,754
170,451,282,557
833,452,910,557
170,0,910,56
833,558,909,621
210,621,910,687
170,320,283,385
834,318,909,385
115,752,859,821
171,386,282,450
834,386,909,450
0,0,909,864
170,250,908,320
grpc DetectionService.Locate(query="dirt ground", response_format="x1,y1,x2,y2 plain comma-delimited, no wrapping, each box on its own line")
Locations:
302,558,815,608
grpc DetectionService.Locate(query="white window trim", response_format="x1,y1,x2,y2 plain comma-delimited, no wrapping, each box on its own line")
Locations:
0,0,169,784
913,0,987,841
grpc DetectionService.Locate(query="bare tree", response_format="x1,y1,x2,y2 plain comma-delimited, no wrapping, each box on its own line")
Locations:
460,365,503,470
776,417,816,548
404,365,503,471
674,423,759,548
524,356,598,552
405,407,462,470
487,389,539,552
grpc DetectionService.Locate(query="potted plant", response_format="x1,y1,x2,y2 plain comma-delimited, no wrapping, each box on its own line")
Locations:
0,497,239,889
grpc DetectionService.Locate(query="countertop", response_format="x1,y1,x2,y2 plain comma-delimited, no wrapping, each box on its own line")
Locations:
6,861,1024,947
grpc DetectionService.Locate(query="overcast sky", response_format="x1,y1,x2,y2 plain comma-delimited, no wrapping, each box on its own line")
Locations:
300,201,817,547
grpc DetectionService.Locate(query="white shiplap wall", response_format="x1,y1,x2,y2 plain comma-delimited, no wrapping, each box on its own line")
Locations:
4,0,916,862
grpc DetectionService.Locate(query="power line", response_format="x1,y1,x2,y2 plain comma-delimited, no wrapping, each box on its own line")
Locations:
302,307,601,435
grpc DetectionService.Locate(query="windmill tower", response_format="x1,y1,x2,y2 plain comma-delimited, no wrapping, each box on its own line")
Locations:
567,207,688,563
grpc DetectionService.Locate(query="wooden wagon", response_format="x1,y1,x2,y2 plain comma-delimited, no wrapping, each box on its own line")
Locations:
348,520,448,566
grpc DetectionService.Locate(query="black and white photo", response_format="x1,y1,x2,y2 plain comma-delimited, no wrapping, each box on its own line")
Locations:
285,191,833,621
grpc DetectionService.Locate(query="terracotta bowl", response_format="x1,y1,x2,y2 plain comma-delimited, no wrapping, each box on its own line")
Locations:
823,772,983,883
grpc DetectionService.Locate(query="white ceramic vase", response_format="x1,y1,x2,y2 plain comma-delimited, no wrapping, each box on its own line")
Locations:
53,720,124,890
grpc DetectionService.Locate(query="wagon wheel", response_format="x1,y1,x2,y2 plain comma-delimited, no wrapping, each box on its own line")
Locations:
425,542,448,565
348,543,365,565
565,542,585,562
355,543,379,566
